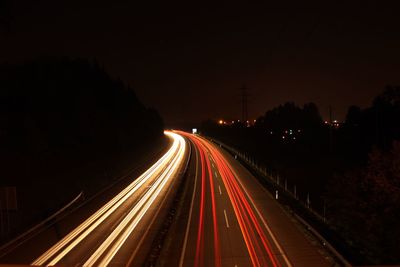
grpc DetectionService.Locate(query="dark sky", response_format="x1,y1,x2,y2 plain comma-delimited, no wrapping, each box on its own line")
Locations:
2,1,400,125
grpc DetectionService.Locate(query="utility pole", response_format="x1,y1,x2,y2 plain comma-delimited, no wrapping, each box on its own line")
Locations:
240,85,249,125
329,105,333,153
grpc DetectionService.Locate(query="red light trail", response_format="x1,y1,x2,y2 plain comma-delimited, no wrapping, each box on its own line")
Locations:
192,137,221,267
178,131,284,267
200,137,279,267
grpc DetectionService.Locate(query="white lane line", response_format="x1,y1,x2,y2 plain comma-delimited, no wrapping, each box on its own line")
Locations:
32,132,181,266
125,136,188,266
228,165,293,267
84,134,186,266
214,170,218,177
179,143,199,267
223,209,230,228
218,185,222,195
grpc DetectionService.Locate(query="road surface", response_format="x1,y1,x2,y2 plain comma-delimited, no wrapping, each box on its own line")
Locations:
163,132,331,267
0,131,187,266
1,131,336,266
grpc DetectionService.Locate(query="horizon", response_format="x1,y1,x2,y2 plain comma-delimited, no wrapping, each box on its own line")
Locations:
2,1,400,125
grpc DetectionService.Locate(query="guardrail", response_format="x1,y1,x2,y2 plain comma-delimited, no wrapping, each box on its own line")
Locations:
0,191,84,259
0,137,171,261
206,136,352,267
293,213,351,266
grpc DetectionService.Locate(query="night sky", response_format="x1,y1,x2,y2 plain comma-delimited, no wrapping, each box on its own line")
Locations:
2,1,400,126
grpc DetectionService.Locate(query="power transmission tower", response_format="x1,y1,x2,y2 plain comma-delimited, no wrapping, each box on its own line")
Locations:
240,85,249,125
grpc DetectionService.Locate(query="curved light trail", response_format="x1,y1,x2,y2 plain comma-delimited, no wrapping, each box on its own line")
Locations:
192,137,221,267
32,131,186,266
199,136,282,267
178,131,290,267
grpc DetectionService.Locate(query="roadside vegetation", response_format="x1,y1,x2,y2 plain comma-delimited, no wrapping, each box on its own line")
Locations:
0,58,165,243
202,87,400,264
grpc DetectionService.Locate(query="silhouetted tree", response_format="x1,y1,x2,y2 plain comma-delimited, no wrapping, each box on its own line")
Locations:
345,105,362,126
325,141,400,263
202,87,400,264
342,86,400,153
0,57,164,185
255,102,323,132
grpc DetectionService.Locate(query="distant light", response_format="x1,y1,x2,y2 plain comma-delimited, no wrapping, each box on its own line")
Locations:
219,120,223,124
324,121,329,124
232,121,235,123
192,128,197,134
298,129,301,133
253,119,256,122
282,136,285,139
270,131,273,134
333,120,338,123
293,137,296,140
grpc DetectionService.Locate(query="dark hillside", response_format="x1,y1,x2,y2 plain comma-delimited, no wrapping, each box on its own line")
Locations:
0,58,165,243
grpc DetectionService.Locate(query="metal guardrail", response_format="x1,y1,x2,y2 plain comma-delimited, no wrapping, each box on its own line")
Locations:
0,137,172,261
206,136,352,267
0,191,84,258
293,213,351,266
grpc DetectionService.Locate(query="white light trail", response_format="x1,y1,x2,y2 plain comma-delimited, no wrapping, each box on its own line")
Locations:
32,131,186,266
84,132,185,266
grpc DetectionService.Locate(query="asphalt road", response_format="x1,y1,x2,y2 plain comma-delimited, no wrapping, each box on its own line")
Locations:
0,131,188,267
163,132,331,267
1,131,334,267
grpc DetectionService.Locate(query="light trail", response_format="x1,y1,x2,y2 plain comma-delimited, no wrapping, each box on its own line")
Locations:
180,131,285,267
84,132,186,266
32,131,186,266
200,137,280,267
203,141,221,267
210,142,292,267
194,140,206,267
191,135,221,267
179,145,199,267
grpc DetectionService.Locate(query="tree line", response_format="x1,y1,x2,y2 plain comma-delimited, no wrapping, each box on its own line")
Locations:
0,58,163,161
201,87,400,264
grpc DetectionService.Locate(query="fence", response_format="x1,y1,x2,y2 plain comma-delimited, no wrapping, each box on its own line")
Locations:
206,136,352,267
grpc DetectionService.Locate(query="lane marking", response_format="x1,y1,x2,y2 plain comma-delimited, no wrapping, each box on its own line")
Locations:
179,142,199,267
86,133,187,266
223,209,230,228
227,160,293,267
214,170,218,177
125,136,187,266
200,139,280,266
32,132,183,266
204,144,222,267
218,185,222,195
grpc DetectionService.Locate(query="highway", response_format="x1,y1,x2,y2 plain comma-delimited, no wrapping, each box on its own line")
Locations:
0,131,187,266
163,132,331,267
0,130,335,266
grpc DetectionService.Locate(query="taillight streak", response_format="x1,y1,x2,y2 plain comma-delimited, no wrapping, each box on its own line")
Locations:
200,138,280,267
